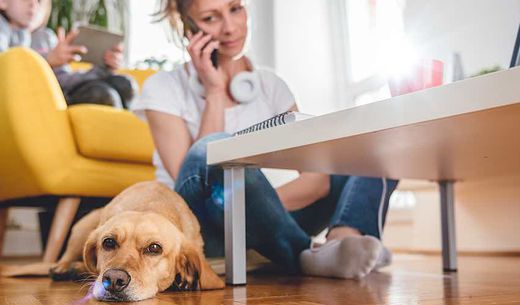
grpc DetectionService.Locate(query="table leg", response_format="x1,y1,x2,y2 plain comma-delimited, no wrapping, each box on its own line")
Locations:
439,180,458,272
224,167,247,285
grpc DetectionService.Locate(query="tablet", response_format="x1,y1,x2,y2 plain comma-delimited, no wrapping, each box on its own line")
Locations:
72,25,124,66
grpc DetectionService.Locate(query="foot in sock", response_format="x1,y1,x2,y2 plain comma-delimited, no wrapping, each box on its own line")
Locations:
299,235,382,279
374,246,392,270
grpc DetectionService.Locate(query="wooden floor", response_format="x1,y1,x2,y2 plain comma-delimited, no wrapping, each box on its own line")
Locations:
0,255,519,305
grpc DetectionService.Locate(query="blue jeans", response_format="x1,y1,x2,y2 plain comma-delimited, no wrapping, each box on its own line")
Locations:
174,133,398,274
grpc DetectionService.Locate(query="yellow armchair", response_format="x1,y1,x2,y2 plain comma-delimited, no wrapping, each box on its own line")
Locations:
69,62,158,91
0,48,155,261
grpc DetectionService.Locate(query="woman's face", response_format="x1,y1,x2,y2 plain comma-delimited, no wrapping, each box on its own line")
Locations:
188,0,248,58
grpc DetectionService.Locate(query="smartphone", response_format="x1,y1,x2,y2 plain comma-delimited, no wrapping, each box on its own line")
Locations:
185,18,219,69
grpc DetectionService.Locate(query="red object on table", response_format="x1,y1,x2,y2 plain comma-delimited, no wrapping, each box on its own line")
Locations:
389,59,444,96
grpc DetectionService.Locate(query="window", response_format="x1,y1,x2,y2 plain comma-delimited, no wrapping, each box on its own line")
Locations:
127,0,186,69
389,190,417,210
344,0,416,105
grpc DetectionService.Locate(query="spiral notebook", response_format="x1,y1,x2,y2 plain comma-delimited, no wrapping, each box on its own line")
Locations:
233,111,313,136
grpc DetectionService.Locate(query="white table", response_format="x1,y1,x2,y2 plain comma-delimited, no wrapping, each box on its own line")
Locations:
207,67,520,285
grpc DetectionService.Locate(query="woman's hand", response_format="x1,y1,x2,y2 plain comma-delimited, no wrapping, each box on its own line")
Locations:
186,30,232,139
46,28,88,68
104,44,124,71
187,31,228,96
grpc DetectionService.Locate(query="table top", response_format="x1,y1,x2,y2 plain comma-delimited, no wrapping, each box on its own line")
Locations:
207,67,520,181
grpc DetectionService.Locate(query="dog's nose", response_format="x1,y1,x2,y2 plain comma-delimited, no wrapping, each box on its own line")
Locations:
102,269,131,293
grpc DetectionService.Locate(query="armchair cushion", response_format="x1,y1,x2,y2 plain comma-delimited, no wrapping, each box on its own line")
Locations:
68,104,154,164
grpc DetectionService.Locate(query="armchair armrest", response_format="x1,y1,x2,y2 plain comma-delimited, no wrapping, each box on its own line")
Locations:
68,105,154,164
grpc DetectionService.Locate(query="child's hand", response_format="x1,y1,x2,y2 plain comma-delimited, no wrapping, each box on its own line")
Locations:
47,28,88,68
103,44,124,71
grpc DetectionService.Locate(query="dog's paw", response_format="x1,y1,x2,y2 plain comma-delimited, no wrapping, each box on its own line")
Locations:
50,261,90,281
169,272,200,292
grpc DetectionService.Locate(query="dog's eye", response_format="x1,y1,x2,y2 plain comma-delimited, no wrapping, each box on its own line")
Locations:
102,238,117,251
145,243,163,255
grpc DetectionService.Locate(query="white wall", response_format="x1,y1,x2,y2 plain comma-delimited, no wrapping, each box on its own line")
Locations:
403,0,520,77
2,208,42,256
248,0,275,68
273,0,341,115
269,0,520,112
127,0,185,67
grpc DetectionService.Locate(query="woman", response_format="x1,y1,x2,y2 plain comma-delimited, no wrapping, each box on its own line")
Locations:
132,0,398,279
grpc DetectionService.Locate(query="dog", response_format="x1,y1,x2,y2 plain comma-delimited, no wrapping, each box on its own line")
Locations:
1,181,225,301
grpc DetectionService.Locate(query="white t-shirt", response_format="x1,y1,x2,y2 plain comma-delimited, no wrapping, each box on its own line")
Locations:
132,61,296,189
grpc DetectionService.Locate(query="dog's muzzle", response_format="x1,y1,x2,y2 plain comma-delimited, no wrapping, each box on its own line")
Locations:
92,269,132,301
102,269,131,293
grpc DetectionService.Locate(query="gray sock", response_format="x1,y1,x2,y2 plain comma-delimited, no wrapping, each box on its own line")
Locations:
299,235,382,279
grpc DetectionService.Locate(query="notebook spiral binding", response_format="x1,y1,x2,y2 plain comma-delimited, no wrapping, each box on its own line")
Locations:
233,111,294,136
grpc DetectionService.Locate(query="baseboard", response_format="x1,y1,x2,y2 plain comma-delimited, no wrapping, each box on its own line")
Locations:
392,248,520,257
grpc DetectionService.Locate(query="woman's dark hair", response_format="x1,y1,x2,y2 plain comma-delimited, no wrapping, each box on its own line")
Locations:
154,0,249,46
155,0,193,34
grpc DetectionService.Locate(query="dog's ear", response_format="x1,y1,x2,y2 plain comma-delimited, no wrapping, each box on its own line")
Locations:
173,242,224,291
83,231,98,273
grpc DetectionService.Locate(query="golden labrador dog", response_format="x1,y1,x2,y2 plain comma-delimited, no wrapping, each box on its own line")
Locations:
2,181,224,301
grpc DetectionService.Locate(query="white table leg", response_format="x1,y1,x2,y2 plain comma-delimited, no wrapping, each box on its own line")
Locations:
439,180,458,271
224,167,247,285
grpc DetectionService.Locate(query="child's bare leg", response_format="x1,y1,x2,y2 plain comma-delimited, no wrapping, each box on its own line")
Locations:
51,209,101,280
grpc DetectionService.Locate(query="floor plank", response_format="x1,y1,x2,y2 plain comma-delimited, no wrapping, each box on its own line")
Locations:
0,255,519,304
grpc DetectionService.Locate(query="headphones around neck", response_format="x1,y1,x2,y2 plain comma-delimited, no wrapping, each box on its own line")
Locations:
187,60,261,104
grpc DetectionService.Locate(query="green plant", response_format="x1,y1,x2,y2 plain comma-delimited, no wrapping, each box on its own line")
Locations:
89,0,108,28
47,0,125,33
471,65,503,77
134,56,181,71
47,0,74,32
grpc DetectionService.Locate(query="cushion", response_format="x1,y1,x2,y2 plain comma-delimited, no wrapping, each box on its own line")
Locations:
68,104,154,164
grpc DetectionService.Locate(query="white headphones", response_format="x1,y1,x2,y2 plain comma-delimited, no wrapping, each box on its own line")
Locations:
187,59,261,104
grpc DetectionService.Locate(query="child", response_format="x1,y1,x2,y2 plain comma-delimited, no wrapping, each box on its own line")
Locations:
0,0,136,108
0,0,34,50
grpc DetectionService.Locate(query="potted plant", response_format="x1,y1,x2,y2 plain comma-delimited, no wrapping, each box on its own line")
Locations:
47,0,127,33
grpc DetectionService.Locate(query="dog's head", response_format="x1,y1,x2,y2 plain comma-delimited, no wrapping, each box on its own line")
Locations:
83,211,223,301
